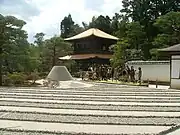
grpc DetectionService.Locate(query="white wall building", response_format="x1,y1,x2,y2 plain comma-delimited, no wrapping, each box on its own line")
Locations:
171,55,180,89
160,43,180,89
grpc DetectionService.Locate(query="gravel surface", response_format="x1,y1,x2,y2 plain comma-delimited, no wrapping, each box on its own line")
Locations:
2,106,180,117
1,90,180,97
1,98,180,106
0,87,176,92
0,82,180,134
0,129,108,135
0,131,57,135
0,85,179,92
2,92,180,99
0,119,171,135
0,101,180,111
1,95,180,103
0,111,179,125
1,88,180,93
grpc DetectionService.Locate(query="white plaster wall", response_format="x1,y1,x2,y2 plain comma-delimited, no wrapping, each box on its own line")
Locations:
171,55,180,79
171,79,180,89
127,62,170,82
171,55,180,89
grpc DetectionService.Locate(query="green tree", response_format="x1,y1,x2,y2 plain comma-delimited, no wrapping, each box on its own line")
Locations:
4,39,30,73
114,21,146,59
111,13,122,34
111,39,130,67
151,12,180,59
68,24,84,37
82,22,89,30
0,14,28,85
34,32,45,48
28,44,42,72
121,0,179,24
60,14,84,38
33,32,46,72
126,22,146,49
41,36,72,71
114,16,129,38
89,15,113,34
153,12,180,47
120,0,180,59
60,14,75,38
126,22,148,59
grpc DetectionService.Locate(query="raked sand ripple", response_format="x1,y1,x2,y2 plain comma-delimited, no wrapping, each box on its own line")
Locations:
0,82,180,134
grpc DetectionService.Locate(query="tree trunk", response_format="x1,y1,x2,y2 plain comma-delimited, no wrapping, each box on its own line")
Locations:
0,66,2,86
5,59,12,74
52,46,56,67
0,47,2,86
0,25,5,86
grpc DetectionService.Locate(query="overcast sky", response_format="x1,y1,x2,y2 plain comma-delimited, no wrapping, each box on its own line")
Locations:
0,0,122,42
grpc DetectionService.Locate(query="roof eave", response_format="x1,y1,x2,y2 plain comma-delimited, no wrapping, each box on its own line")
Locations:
64,35,119,41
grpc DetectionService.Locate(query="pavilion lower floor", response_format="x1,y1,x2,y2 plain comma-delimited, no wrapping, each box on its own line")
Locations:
75,58,111,71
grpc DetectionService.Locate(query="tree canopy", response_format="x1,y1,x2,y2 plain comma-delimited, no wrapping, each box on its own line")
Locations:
60,14,84,38
0,14,29,85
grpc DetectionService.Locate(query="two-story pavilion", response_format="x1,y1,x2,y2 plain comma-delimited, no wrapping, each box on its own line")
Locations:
59,28,118,70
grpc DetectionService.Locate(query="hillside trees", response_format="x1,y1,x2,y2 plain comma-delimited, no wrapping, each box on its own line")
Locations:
89,15,113,34
111,0,180,66
153,12,180,48
119,0,180,59
111,21,146,66
0,14,73,86
151,12,180,59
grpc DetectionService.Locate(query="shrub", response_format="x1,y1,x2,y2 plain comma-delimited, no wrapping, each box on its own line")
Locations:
2,75,13,86
8,72,26,86
72,72,81,78
2,72,42,87
39,72,48,78
26,72,40,84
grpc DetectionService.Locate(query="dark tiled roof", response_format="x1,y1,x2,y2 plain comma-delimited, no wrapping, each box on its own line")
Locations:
159,44,180,52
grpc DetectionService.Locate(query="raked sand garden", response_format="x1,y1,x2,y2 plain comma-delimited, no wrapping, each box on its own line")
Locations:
0,81,180,134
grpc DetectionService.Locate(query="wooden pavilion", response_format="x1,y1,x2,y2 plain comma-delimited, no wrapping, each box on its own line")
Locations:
160,43,180,89
59,28,118,70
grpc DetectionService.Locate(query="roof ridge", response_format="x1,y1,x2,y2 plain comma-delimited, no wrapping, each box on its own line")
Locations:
92,28,95,35
64,28,118,41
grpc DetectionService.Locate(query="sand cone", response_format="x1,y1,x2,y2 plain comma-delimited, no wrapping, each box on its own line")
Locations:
46,66,73,81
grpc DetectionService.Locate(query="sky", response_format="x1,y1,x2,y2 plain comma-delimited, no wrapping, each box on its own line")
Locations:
0,0,122,42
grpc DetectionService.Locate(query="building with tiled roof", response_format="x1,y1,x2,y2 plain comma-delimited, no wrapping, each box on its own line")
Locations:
60,28,118,70
160,43,180,89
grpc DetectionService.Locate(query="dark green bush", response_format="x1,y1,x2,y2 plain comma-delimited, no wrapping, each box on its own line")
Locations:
39,72,48,78
8,72,26,86
72,72,81,78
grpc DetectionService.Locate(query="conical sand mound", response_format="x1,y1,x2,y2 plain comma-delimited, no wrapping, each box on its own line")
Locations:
46,66,73,81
